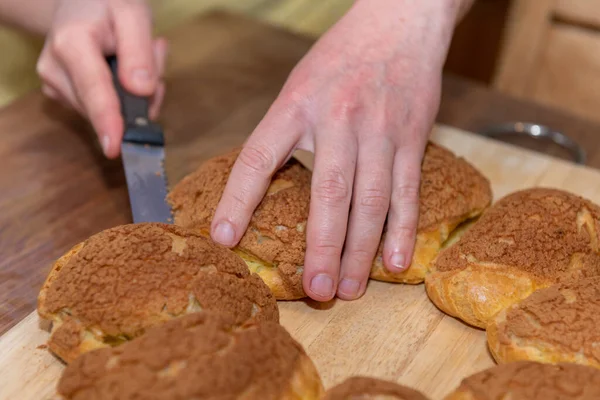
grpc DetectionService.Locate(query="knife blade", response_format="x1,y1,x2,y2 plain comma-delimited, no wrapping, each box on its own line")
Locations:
108,56,172,224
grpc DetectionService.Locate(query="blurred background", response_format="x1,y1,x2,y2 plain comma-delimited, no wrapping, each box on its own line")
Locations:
0,0,598,125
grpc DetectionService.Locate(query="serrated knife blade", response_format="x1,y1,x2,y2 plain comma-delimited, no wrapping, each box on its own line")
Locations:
108,56,172,224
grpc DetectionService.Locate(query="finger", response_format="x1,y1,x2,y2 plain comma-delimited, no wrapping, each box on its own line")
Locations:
52,32,123,158
153,38,169,78
110,0,157,96
149,81,165,120
210,102,303,247
337,138,393,300
149,39,168,119
37,49,84,114
303,132,357,302
383,146,425,273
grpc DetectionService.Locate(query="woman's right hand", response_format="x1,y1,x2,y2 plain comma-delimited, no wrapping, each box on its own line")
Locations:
36,0,166,158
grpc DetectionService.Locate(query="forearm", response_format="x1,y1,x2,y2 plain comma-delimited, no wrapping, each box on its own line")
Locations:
0,0,58,35
342,0,474,68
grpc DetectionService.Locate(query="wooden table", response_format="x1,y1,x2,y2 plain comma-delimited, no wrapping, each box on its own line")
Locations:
1,11,600,337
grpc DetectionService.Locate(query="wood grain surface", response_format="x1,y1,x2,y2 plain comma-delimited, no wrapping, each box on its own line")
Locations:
1,12,600,399
2,10,600,338
3,124,600,400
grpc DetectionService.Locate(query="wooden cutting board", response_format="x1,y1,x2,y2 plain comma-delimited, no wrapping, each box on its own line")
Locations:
3,10,600,400
3,123,600,400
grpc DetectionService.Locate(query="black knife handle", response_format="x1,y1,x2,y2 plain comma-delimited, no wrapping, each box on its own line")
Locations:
107,55,164,146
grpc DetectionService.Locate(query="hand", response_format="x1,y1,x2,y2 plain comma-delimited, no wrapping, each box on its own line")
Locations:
210,0,467,301
36,0,167,158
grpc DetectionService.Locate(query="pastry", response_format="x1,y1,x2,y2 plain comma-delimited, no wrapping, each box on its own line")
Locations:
323,376,430,400
369,142,491,284
444,361,600,400
487,276,600,368
57,312,324,400
37,223,278,363
168,148,311,300
168,143,491,299
426,188,600,328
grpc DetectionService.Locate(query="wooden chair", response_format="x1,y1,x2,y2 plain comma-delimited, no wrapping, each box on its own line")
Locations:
493,0,600,123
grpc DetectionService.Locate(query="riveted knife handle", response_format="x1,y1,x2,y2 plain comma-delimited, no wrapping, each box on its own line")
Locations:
107,55,164,146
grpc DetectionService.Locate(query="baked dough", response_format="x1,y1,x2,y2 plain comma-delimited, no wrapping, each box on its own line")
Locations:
444,361,600,400
487,276,600,368
426,187,600,328
323,376,430,400
57,312,324,400
168,143,491,299
37,223,278,363
168,148,311,300
369,142,491,283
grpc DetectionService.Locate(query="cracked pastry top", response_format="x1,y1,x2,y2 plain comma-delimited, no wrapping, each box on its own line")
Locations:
168,143,491,299
426,187,600,328
370,141,491,284
37,223,279,363
444,361,600,400
323,376,430,400
168,148,311,300
57,312,324,400
487,276,600,368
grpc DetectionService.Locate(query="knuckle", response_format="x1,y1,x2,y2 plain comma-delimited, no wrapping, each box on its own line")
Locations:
36,57,52,82
314,168,350,205
358,188,390,216
50,25,82,56
390,225,416,241
237,144,276,175
392,183,420,205
313,241,343,259
347,246,374,263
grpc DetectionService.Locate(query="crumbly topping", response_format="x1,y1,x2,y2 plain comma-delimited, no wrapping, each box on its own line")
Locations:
435,188,600,280
416,142,491,232
454,361,600,399
168,149,310,287
58,313,315,400
324,377,430,400
498,277,600,361
40,223,278,339
168,144,490,285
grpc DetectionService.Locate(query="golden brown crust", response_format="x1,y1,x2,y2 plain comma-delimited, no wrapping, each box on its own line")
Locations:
443,361,600,400
169,144,491,295
487,277,600,367
323,377,430,400
57,312,324,400
37,223,278,363
370,142,491,283
426,187,600,328
168,148,310,300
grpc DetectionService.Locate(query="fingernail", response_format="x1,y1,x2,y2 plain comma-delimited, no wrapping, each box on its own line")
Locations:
309,274,334,298
338,278,360,298
390,252,406,271
213,221,236,246
101,135,110,155
131,68,151,90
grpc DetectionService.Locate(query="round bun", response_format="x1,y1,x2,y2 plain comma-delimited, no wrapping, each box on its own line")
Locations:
323,377,430,400
37,223,278,363
426,187,600,328
169,143,491,299
487,276,600,367
370,142,491,284
57,312,324,400
168,149,310,300
444,361,600,400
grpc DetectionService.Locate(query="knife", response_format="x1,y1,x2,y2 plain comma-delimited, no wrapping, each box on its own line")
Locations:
107,56,172,223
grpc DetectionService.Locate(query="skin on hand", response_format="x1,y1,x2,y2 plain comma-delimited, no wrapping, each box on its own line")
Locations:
36,0,167,158
211,0,471,302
